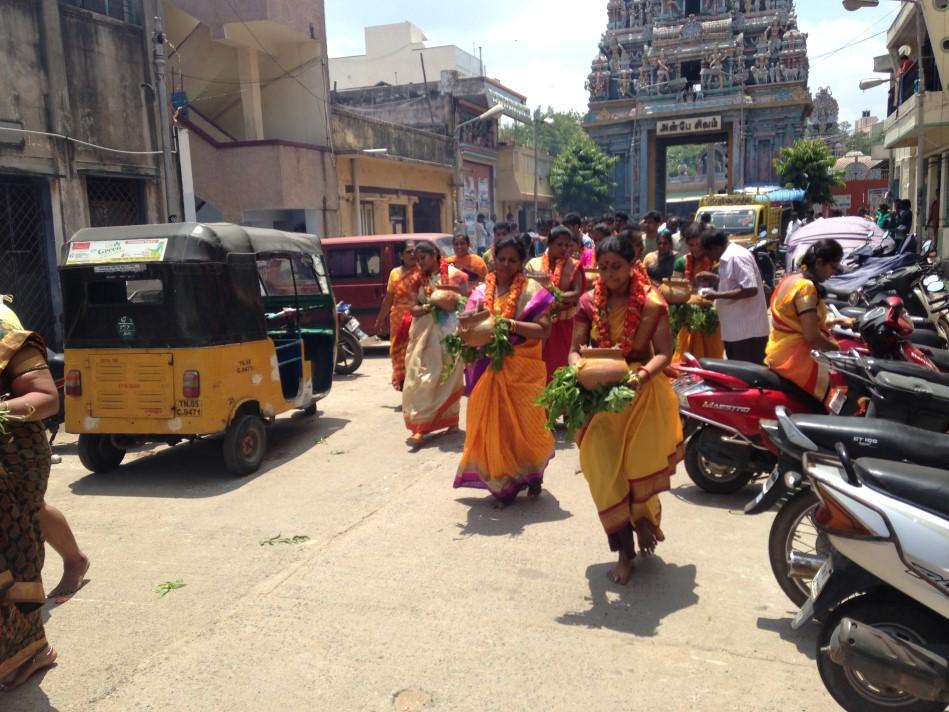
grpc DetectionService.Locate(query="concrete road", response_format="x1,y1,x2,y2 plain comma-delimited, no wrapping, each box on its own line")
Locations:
8,355,836,711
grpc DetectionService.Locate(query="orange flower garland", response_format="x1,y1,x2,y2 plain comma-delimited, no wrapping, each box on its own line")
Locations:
414,258,451,299
541,252,565,290
593,267,647,356
484,272,526,319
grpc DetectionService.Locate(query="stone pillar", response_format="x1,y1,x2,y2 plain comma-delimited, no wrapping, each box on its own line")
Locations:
638,123,650,213
938,151,948,257
237,47,265,140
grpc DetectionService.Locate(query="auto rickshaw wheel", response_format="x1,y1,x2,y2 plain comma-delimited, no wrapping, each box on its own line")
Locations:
77,434,126,474
222,415,267,476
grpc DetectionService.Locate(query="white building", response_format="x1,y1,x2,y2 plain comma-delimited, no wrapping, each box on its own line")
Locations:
330,22,482,90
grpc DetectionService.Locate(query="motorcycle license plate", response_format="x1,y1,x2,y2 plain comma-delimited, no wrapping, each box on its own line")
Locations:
673,374,702,392
791,558,834,630
824,387,848,415
749,467,780,509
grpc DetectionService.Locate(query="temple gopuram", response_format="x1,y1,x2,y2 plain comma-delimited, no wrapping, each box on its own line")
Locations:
584,0,813,216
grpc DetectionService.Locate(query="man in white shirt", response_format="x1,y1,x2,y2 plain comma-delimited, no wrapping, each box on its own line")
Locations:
700,229,770,364
785,211,802,241
473,214,490,254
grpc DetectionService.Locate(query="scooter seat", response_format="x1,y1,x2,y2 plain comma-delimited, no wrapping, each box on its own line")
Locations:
920,345,949,370
853,458,949,519
787,415,949,469
698,359,823,408
865,358,949,388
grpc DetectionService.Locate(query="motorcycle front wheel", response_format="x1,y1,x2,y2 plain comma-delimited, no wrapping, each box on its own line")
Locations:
768,489,824,606
335,330,364,375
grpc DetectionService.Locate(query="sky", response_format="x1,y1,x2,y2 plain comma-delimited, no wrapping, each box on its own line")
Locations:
325,0,897,126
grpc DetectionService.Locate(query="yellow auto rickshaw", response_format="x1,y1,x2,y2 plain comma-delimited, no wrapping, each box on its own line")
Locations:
60,222,337,475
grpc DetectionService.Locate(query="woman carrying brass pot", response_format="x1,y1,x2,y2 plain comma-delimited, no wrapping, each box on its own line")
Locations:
402,242,469,449
570,234,683,585
670,224,724,362
453,236,555,505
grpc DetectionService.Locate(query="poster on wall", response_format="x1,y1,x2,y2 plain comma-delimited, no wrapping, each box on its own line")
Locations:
462,161,493,238
464,174,478,234
832,194,852,210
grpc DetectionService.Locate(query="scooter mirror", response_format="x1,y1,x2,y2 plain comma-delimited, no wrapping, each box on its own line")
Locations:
926,280,946,294
923,274,940,286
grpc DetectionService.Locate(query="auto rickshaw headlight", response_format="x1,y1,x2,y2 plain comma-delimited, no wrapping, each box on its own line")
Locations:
65,370,82,397
183,370,201,398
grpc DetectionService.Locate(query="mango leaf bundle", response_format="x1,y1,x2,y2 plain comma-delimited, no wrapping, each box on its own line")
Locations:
440,319,515,382
668,302,720,337
535,366,637,438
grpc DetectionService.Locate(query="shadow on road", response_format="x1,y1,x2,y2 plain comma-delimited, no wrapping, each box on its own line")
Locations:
4,673,59,712
670,482,756,513
557,558,699,636
756,615,819,660
454,491,572,537
67,414,349,499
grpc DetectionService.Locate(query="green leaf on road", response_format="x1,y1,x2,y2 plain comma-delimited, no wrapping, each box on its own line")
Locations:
155,580,186,597
259,534,310,546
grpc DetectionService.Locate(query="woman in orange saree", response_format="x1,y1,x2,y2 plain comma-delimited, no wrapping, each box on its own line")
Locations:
766,239,845,399
447,234,488,285
0,320,61,690
526,226,584,382
454,236,556,505
571,235,683,585
402,242,469,448
374,241,418,391
670,224,724,362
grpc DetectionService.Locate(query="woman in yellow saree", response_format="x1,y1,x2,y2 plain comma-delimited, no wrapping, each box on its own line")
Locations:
403,241,468,448
671,224,724,362
374,241,418,391
0,320,61,690
454,236,556,505
571,234,683,585
766,239,845,399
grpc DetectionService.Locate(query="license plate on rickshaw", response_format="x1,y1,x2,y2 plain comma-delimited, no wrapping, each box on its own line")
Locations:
749,467,781,508
791,558,834,629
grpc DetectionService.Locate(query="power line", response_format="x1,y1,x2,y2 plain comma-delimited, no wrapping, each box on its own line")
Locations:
0,126,167,155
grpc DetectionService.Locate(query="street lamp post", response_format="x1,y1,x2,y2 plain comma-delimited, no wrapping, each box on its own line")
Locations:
453,103,504,235
532,109,555,229
845,0,927,238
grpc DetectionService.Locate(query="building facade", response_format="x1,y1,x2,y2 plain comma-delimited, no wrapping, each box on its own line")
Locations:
584,0,812,215
0,0,176,346
331,70,531,236
164,0,339,236
332,109,455,236
329,22,482,91
874,0,947,252
496,143,554,230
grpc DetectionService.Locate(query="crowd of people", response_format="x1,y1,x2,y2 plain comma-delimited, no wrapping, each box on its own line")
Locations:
1,204,856,690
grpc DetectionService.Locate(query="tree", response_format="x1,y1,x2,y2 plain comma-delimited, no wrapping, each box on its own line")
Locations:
773,139,844,206
497,109,584,157
550,134,617,216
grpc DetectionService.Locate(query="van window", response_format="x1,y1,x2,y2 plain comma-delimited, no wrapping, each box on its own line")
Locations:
327,246,382,279
709,209,758,236
88,278,164,305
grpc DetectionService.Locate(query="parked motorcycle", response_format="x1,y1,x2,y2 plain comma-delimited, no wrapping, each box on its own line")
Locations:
335,301,365,375
791,449,949,712
673,298,937,493
750,386,949,605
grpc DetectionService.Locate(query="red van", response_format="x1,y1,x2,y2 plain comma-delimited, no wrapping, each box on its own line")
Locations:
322,233,455,336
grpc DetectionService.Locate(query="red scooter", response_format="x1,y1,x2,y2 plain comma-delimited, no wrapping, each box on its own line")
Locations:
672,297,938,493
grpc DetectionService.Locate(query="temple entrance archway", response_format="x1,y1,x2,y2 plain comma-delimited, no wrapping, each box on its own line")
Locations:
648,124,733,217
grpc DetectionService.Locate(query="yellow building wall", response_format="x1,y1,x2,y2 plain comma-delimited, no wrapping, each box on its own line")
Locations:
337,157,454,236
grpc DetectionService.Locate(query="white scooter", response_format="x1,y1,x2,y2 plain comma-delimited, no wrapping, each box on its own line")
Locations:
791,446,949,712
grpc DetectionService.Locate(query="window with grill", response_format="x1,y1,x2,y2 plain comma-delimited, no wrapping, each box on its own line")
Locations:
86,177,145,227
60,0,142,24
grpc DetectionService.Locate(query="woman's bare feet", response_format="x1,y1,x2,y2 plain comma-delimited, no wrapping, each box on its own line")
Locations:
527,482,542,497
48,554,90,599
1,646,57,692
634,519,664,556
607,551,635,585
406,433,425,450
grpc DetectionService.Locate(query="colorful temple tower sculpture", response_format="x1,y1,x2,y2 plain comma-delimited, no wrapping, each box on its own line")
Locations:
584,0,813,215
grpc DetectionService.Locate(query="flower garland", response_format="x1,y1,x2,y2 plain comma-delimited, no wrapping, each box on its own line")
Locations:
542,253,565,291
484,271,526,318
593,268,647,356
414,258,450,299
